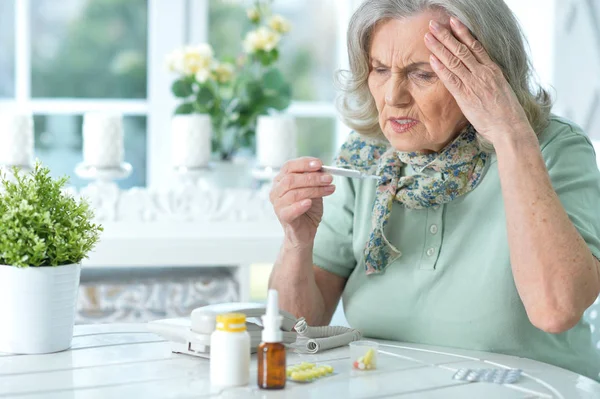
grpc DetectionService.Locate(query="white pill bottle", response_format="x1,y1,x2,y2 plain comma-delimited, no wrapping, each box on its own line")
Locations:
210,313,251,387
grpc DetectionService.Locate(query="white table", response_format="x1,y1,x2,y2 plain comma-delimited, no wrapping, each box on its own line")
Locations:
0,324,598,398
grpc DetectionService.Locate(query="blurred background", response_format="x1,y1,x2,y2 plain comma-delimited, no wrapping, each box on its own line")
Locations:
0,0,598,324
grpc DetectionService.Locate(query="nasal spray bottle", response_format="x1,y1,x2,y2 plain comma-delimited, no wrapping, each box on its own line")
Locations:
257,289,286,390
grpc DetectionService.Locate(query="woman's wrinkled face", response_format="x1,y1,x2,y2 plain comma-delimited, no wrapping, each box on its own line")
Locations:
368,11,467,153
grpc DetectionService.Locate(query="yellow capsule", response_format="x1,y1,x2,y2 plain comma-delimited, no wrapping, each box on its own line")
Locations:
325,365,334,374
290,371,304,381
363,348,375,366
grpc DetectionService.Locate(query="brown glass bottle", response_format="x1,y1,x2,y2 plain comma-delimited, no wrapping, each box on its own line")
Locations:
257,342,286,389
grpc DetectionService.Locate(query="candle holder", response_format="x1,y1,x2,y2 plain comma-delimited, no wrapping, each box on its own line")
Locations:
75,162,132,183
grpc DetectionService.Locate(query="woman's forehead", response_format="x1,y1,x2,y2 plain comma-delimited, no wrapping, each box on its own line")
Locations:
369,11,451,63
371,10,451,43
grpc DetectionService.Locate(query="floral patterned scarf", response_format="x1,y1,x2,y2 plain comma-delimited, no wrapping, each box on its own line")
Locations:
335,126,489,275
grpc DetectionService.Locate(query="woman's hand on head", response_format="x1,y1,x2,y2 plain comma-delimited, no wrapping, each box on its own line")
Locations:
424,17,536,145
270,157,336,249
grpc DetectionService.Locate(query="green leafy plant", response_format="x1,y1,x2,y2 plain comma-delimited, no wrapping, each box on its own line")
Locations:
0,162,103,267
166,0,292,160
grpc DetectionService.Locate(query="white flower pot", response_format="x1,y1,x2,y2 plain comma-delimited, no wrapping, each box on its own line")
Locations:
171,114,212,169
256,115,297,169
0,263,81,354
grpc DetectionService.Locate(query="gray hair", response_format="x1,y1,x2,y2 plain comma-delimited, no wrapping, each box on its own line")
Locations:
335,0,552,148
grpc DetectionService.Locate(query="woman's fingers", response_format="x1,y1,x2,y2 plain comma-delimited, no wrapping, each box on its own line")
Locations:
277,185,337,224
270,157,337,224
424,32,471,83
449,17,493,66
278,199,313,224
277,157,322,178
427,20,480,73
429,54,463,96
276,185,336,208
271,171,333,201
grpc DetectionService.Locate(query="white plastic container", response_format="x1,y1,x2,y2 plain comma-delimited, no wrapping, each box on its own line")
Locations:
0,263,81,354
210,312,251,387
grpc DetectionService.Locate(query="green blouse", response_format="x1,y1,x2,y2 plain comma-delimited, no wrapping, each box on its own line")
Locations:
314,115,600,381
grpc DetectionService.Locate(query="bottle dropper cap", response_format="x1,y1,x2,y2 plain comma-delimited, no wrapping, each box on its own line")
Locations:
261,289,283,343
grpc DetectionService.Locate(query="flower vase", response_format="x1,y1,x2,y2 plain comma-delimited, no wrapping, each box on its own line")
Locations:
214,122,254,162
256,115,297,170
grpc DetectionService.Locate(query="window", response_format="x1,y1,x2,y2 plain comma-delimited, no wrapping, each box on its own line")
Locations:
2,0,154,188
3,0,354,188
30,0,148,99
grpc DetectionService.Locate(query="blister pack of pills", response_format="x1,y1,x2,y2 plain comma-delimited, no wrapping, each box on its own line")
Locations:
452,368,522,384
286,362,335,383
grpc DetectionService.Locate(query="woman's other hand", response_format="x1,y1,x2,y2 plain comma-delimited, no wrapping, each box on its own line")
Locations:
270,157,336,249
424,18,536,145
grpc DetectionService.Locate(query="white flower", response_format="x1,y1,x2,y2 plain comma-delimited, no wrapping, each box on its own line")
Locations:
247,7,260,23
268,15,291,34
182,44,214,76
195,68,211,83
165,49,186,74
212,62,235,83
243,27,281,54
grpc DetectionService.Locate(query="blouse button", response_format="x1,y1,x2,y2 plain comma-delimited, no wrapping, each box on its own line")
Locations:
426,248,436,257
430,224,438,235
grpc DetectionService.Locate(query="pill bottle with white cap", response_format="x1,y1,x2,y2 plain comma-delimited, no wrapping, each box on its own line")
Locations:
210,312,250,387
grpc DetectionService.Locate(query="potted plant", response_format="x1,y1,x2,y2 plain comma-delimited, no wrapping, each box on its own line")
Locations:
165,0,293,161
0,162,103,354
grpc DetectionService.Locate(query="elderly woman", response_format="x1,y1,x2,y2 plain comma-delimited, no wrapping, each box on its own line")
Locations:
268,0,600,380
